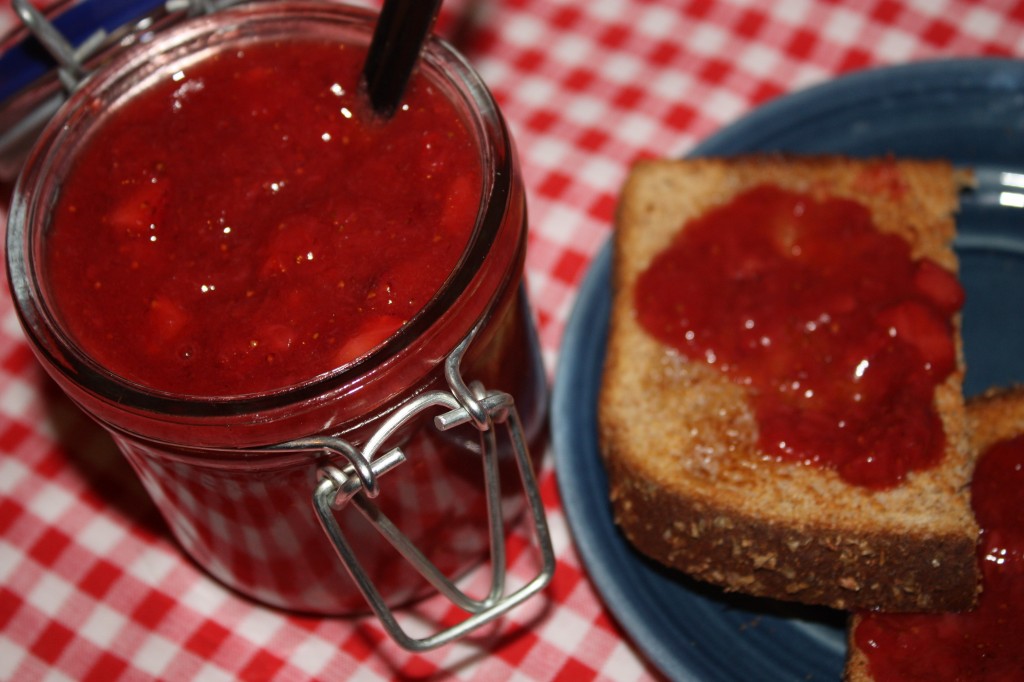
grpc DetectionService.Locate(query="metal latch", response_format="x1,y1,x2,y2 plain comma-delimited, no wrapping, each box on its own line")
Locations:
273,326,555,651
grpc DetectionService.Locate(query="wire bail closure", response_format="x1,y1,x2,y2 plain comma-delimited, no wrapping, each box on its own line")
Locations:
13,0,89,91
272,323,555,651
11,0,217,92
1,0,228,180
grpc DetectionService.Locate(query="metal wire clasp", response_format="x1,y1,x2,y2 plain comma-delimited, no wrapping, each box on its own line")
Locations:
1,0,231,180
273,324,554,651
11,0,217,91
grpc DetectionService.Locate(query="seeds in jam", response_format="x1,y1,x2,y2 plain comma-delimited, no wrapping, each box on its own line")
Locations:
635,184,963,489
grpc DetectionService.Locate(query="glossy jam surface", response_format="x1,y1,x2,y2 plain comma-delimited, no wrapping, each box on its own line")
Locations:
635,184,963,488
45,39,480,396
855,434,1024,680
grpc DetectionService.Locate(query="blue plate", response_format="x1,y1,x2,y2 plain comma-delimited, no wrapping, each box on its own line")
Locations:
552,58,1024,681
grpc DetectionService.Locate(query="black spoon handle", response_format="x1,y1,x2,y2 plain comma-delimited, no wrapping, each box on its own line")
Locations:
362,0,444,118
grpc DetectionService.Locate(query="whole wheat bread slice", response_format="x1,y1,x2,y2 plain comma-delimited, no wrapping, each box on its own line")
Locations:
843,386,1024,681
599,155,979,612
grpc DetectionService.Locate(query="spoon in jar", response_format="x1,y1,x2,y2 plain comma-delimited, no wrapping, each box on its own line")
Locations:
362,0,444,118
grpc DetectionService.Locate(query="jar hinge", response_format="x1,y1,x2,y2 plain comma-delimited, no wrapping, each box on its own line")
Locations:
272,322,554,651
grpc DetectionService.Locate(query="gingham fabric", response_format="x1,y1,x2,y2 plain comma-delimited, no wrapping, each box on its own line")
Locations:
3,0,1024,680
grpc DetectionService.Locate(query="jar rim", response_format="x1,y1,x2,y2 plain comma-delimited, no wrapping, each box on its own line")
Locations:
6,0,517,418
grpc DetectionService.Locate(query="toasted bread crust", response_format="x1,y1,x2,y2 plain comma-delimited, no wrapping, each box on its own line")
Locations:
608,454,979,611
963,385,1024,451
844,386,1024,681
600,155,979,612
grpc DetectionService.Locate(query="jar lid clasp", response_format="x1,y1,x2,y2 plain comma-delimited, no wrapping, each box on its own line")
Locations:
274,324,555,651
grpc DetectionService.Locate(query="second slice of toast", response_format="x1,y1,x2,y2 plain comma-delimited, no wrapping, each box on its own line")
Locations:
844,386,1024,680
598,155,979,612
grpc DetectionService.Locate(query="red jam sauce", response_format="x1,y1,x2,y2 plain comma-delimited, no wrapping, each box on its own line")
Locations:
854,434,1024,680
45,38,480,396
635,184,963,488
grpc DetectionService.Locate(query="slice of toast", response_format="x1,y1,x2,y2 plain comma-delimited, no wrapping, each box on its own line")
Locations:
598,155,979,612
844,386,1024,681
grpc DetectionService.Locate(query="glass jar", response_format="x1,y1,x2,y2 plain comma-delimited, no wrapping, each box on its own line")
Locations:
5,0,551,651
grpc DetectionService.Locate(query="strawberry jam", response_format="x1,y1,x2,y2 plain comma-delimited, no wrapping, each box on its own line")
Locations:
44,38,480,396
635,184,963,489
853,434,1024,680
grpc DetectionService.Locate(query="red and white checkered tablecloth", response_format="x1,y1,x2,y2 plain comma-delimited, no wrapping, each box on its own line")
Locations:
2,0,1024,680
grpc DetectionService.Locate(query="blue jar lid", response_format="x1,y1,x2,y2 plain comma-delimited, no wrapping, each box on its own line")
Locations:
0,0,166,104
0,0,229,181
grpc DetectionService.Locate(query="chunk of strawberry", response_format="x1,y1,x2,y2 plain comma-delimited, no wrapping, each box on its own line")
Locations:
439,172,479,236
260,324,296,352
260,215,320,277
333,315,404,367
147,295,188,342
913,259,964,316
875,301,956,376
108,181,167,234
